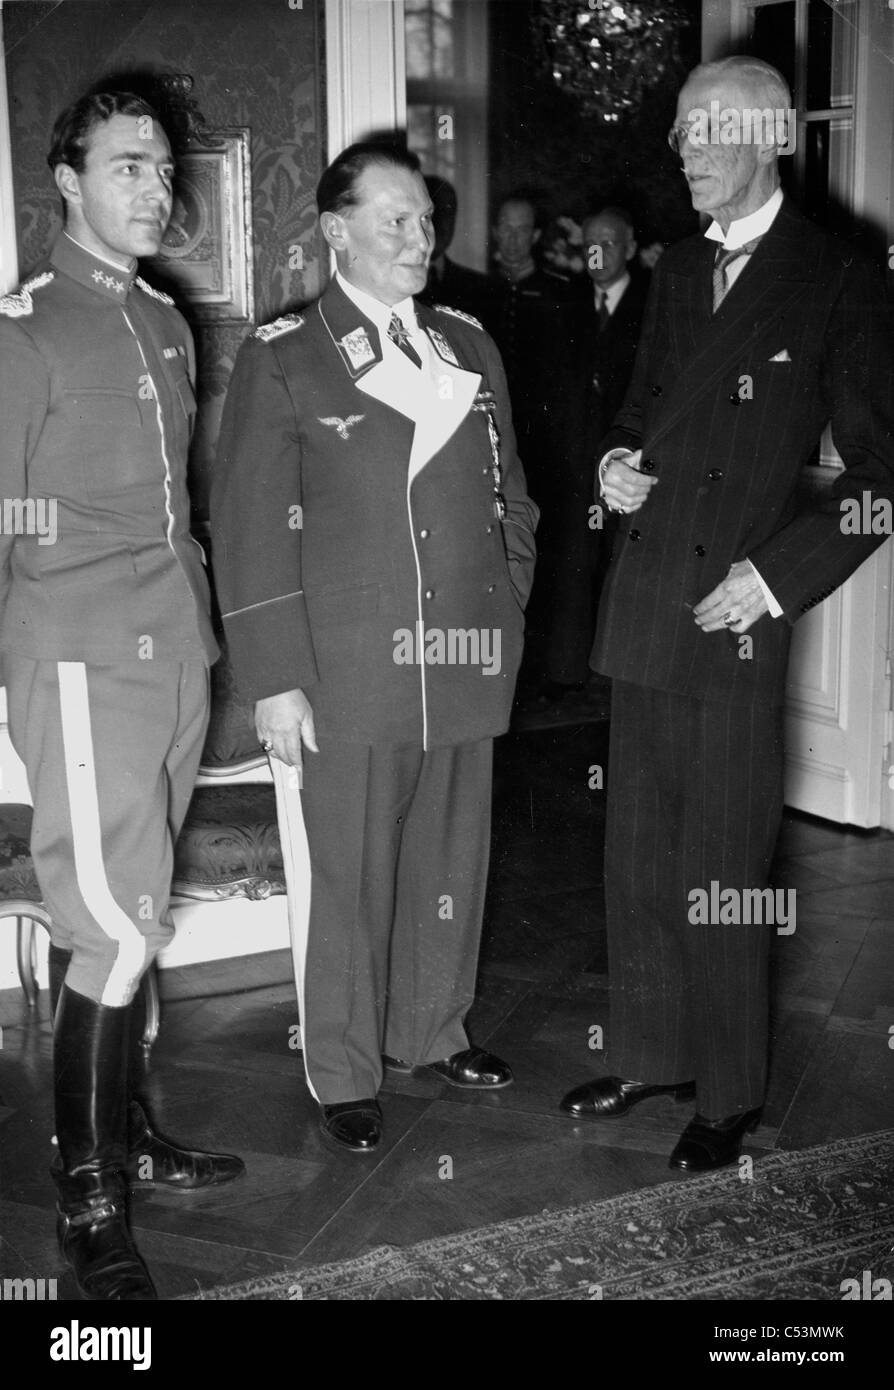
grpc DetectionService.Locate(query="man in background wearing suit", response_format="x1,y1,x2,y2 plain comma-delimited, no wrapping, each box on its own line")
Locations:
0,90,244,1302
543,206,650,698
212,144,537,1155
561,57,894,1169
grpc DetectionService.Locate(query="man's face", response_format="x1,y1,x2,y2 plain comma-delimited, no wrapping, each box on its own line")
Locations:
582,213,636,288
674,75,768,228
494,201,539,268
331,164,433,305
57,113,174,264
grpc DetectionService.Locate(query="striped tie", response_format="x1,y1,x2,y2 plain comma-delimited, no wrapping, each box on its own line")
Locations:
712,237,762,312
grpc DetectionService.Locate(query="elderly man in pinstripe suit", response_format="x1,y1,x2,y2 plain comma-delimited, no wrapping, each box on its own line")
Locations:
560,57,894,1169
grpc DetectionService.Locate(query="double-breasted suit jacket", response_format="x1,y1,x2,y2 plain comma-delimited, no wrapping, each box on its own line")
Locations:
593,197,894,702
212,277,538,747
589,197,894,1117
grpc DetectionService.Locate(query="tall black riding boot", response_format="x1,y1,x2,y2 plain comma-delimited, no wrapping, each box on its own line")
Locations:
52,984,156,1300
48,944,72,1021
125,987,246,1191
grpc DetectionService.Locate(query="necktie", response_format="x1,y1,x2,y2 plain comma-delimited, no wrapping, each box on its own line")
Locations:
712,237,762,312
387,311,422,368
594,287,610,331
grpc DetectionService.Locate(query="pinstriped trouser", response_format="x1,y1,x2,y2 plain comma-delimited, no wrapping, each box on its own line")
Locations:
4,655,208,1007
604,681,785,1118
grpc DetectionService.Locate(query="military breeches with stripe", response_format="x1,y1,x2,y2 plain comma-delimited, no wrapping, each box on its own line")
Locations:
279,737,494,1105
5,656,209,1007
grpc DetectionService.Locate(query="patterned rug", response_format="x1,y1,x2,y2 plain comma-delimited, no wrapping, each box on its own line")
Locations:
185,1129,894,1300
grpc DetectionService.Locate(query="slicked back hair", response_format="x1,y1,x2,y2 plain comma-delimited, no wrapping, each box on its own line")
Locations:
687,56,792,114
47,91,164,174
317,142,422,217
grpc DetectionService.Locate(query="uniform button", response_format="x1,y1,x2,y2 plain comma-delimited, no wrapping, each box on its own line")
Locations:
425,588,435,600
486,524,494,534
641,458,656,472
651,384,662,396
482,466,490,475
628,529,641,542
694,545,706,557
708,469,723,480
487,583,496,593
419,528,430,539
728,392,740,404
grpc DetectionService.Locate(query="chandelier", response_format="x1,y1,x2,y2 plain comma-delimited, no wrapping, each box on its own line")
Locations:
533,1,693,125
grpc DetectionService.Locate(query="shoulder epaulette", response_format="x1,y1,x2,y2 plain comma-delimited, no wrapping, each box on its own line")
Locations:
253,313,305,342
0,271,55,319
135,276,174,306
434,304,484,331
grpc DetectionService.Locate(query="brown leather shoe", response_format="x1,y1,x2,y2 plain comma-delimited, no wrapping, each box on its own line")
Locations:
560,1075,696,1118
319,1099,382,1153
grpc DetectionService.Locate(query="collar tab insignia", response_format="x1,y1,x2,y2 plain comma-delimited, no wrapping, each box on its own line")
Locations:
427,326,460,366
339,326,376,370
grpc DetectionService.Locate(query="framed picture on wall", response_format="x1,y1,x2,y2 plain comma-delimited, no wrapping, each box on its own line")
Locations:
147,128,254,323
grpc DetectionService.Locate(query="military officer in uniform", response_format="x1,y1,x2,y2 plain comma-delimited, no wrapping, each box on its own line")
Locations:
485,195,578,688
0,90,245,1302
211,143,538,1153
416,176,493,324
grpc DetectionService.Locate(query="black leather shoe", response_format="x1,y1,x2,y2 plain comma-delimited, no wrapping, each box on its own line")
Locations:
320,1099,382,1153
126,1102,246,1190
668,1108,762,1172
560,1075,696,1118
424,1047,513,1089
382,1055,415,1074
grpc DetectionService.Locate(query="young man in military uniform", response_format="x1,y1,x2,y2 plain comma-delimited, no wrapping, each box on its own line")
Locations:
212,143,538,1154
0,91,244,1302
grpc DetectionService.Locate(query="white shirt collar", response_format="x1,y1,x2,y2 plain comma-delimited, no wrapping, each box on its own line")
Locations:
335,270,417,335
598,271,631,316
704,186,784,250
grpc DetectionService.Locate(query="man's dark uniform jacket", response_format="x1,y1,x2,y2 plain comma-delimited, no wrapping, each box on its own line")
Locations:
211,278,537,749
545,269,651,685
590,195,894,1118
417,254,493,325
484,265,579,446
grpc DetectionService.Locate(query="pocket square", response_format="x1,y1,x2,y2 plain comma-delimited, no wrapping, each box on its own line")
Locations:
768,349,791,362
